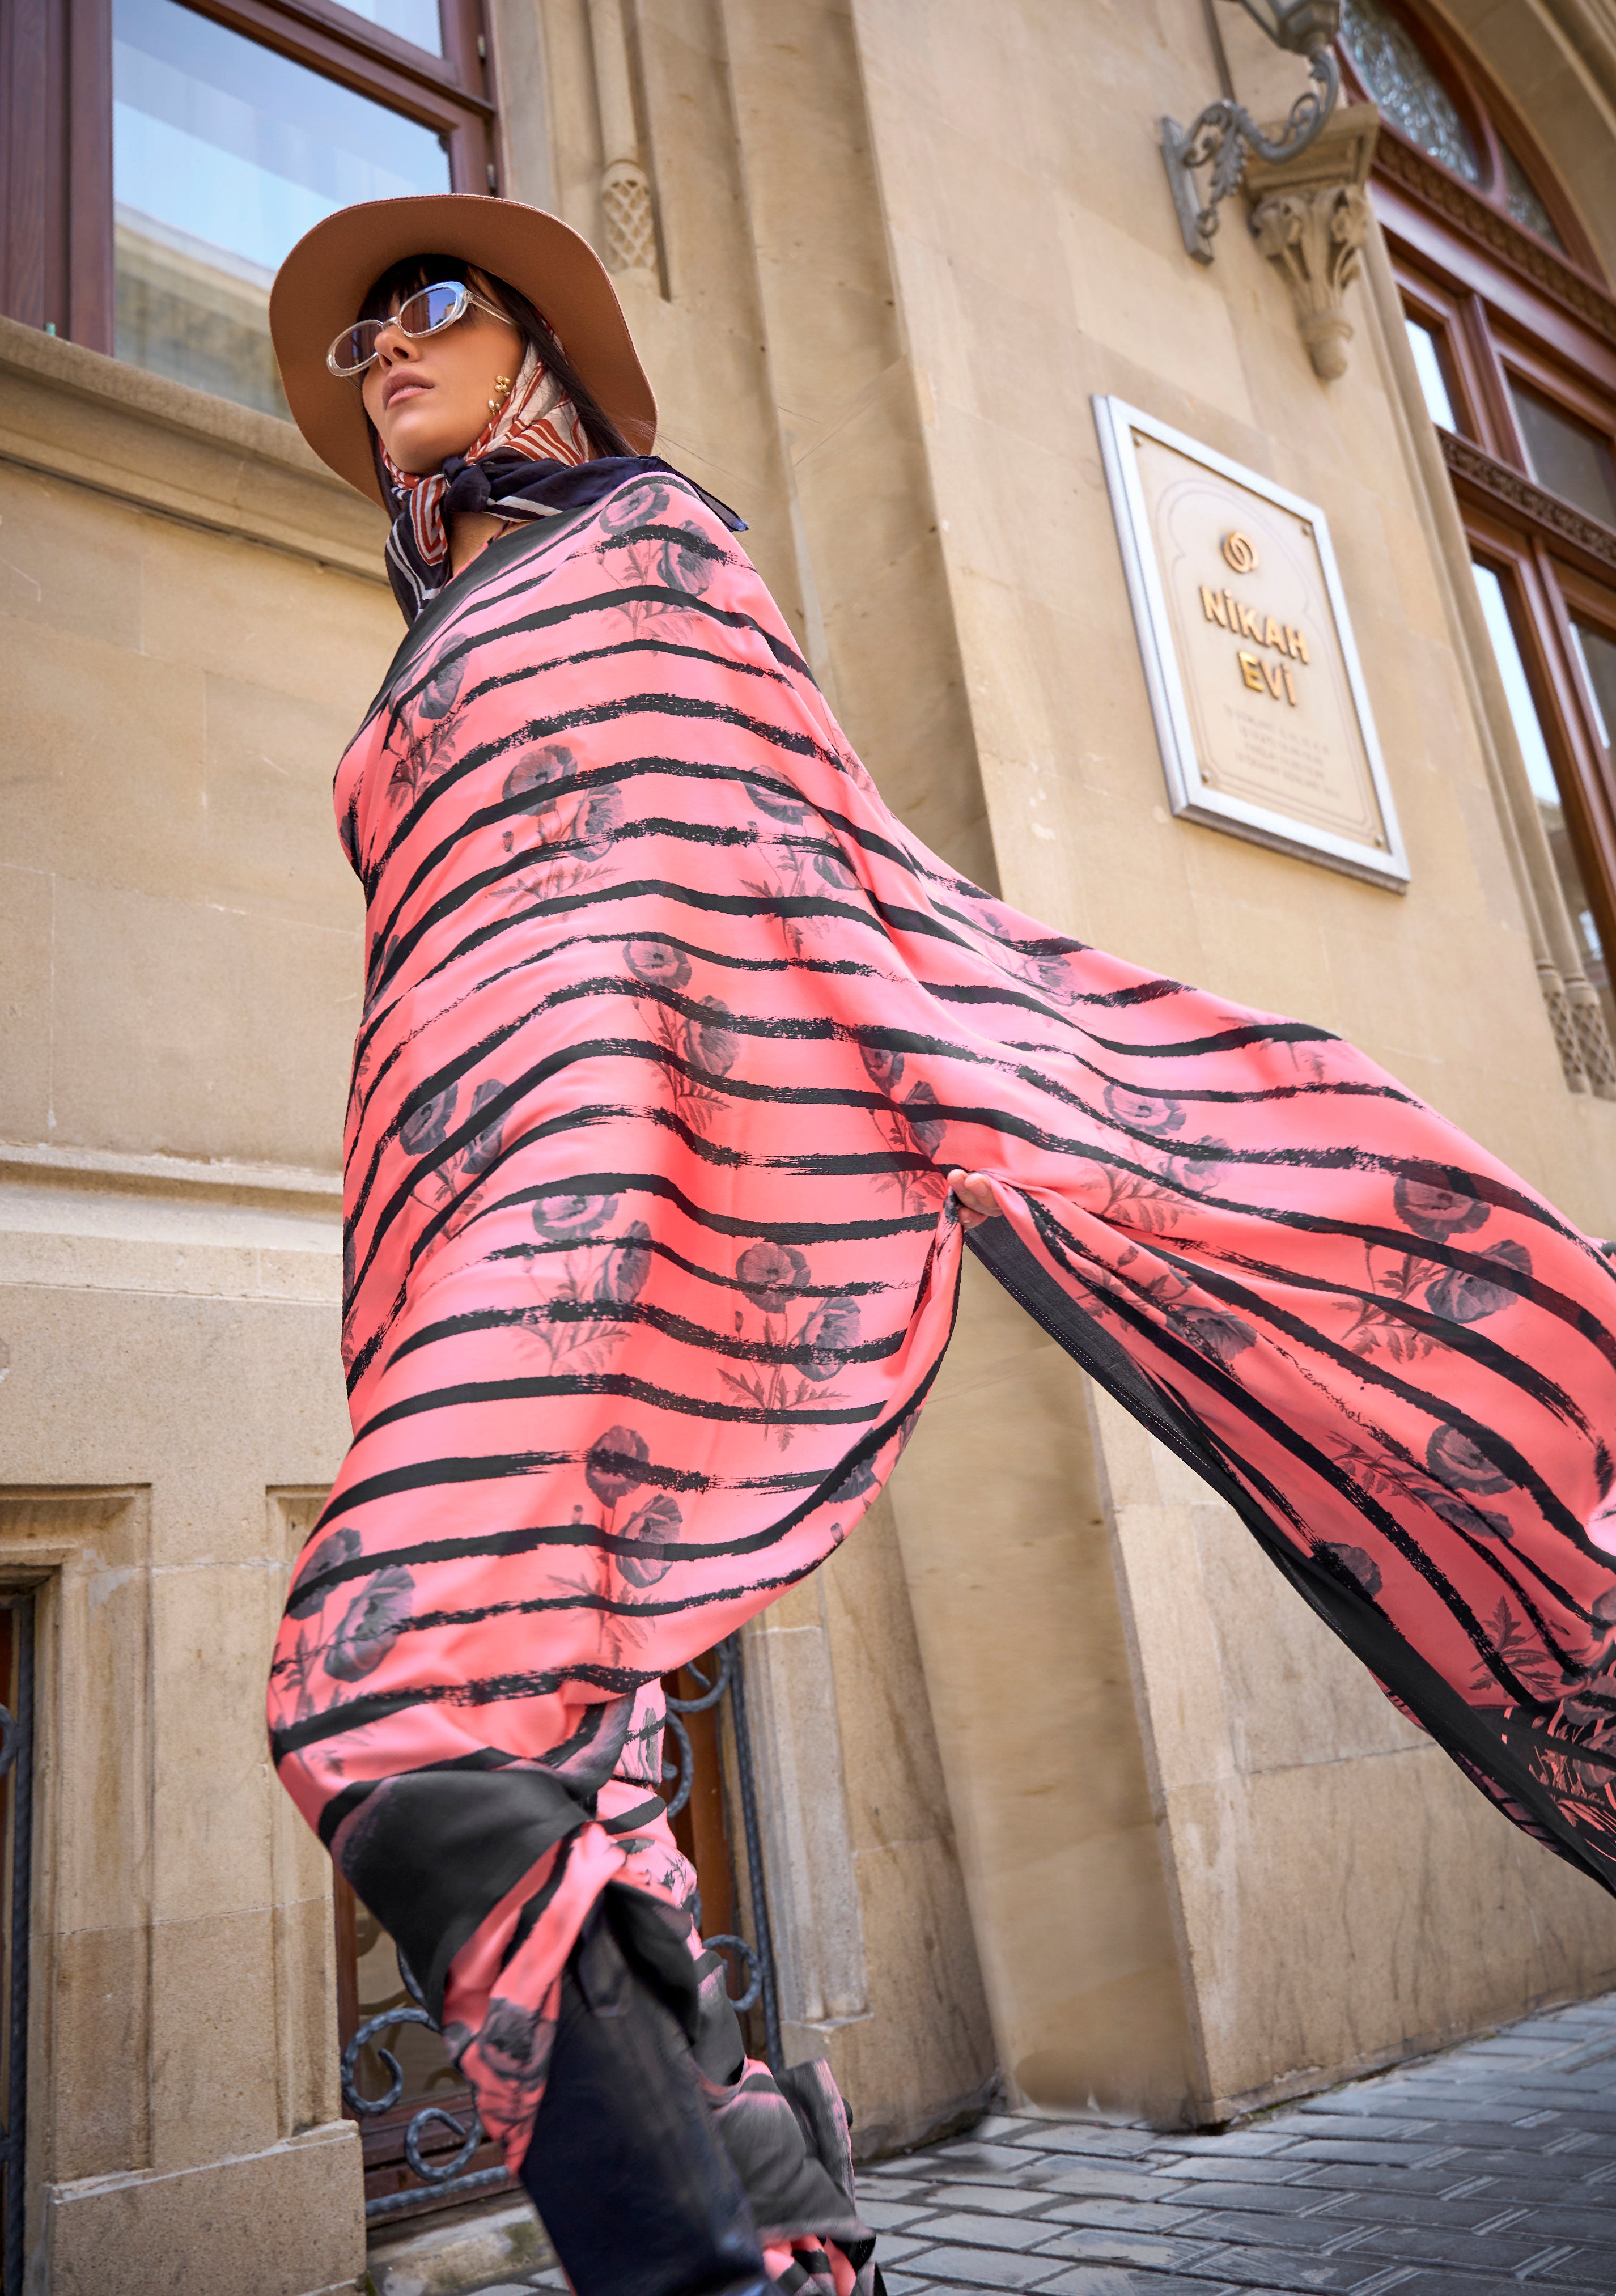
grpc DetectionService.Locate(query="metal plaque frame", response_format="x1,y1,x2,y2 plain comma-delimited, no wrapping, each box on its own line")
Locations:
1093,394,1409,890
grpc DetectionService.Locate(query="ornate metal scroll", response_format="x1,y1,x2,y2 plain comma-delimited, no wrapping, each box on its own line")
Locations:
1162,10,1342,264
342,1629,781,2222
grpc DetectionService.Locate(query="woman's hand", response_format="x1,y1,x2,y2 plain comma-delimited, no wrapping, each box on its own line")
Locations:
948,1170,998,1229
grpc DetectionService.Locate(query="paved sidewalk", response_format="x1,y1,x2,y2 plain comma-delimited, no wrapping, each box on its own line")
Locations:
860,1991,1616,2296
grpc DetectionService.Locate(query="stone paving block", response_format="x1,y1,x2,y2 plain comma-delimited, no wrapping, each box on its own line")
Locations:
1344,2222,1567,2270
1296,2158,1568,2198
1027,2227,1219,2272
860,2196,931,2230
1284,2138,1481,2167
1163,2179,1340,2216
1040,2164,1191,2200
1150,2243,1415,2289
1151,2130,1303,2157
1167,2207,1373,2253
1284,2115,1440,2141
891,2240,1067,2286
921,2181,1051,2215
1029,2271,1146,2296
1029,2199,1200,2236
1063,2281,1238,2296
895,2142,1036,2179
1138,2154,1311,2187
1389,2277,1601,2296
868,2234,930,2264
1516,2252,1616,2293
1012,2125,1164,2158
1509,2206,1616,2245
904,2211,1065,2251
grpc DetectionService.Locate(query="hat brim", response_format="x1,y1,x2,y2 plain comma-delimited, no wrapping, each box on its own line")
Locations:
269,194,656,509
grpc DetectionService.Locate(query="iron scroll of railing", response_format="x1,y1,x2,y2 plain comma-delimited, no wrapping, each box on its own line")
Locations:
341,1629,781,2223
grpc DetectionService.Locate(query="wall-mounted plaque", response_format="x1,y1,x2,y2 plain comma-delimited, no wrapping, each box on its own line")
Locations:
1093,396,1408,889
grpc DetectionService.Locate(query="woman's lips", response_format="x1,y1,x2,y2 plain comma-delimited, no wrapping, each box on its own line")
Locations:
384,374,432,409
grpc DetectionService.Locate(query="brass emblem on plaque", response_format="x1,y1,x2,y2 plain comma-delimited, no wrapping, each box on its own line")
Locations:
1094,397,1407,888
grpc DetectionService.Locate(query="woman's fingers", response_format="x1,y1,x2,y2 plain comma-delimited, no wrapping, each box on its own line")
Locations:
947,1169,998,1228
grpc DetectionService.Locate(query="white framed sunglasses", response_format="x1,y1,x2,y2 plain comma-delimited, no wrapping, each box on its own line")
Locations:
327,280,510,379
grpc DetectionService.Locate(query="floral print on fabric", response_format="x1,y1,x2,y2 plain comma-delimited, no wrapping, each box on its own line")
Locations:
270,469,1616,2220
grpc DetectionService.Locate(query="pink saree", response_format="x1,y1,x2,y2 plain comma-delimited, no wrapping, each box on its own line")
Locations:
269,468,1616,2273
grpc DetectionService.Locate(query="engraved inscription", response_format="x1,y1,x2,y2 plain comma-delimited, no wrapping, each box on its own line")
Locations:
1132,431,1390,852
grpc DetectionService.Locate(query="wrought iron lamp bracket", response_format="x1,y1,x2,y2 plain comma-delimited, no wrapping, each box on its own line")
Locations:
1162,43,1341,262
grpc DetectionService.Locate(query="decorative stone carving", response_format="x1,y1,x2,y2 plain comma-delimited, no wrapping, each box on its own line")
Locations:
1249,184,1370,379
1244,102,1379,380
601,156,659,278
588,0,661,287
1374,133,1616,349
1440,428,1616,578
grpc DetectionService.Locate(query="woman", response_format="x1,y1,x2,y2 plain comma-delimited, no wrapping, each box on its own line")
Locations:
268,194,1616,2296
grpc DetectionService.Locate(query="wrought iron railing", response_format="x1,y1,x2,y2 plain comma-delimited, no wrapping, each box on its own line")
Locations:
342,1628,779,2222
0,1597,35,2296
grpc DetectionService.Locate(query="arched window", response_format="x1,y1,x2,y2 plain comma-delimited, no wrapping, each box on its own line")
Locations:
1340,0,1616,1085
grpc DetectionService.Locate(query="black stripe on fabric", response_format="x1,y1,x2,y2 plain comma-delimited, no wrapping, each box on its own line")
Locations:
302,1251,961,1616
363,475,808,728
964,1219,1616,1900
270,1657,658,1762
498,1830,579,1976
381,1291,905,1378
369,693,849,905
1013,1200,1581,1698
1071,1217,1596,1643
378,577,813,753
313,1745,520,1850
339,1765,592,2020
600,1794,666,1835
353,1367,883,1441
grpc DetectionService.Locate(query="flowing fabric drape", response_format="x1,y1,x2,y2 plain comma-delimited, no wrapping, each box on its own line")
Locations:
269,469,1616,2259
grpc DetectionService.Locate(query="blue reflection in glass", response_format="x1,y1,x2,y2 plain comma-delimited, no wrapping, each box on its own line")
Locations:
113,0,451,414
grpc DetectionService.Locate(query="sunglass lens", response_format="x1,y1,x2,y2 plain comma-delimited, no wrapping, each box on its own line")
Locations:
401,283,466,336
329,322,379,375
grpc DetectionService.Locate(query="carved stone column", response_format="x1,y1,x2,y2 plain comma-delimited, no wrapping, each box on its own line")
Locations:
1244,103,1379,381
588,0,660,287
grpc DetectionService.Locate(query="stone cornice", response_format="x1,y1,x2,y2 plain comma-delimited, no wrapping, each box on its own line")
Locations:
1440,427,1616,575
0,315,388,582
1373,131,1616,347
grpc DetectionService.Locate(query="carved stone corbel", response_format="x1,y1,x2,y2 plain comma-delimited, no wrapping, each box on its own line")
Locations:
1243,102,1379,380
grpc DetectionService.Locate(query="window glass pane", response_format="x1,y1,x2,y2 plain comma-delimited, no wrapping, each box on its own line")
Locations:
1500,144,1566,252
335,0,441,58
1338,0,1482,184
1405,317,1459,432
1508,380,1616,530
1571,619,1616,757
113,0,452,418
1473,563,1614,1030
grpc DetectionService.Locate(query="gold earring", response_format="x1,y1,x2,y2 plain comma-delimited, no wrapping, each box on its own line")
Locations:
487,374,512,412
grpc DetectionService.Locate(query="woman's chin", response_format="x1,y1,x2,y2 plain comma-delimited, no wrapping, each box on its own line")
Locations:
381,418,480,476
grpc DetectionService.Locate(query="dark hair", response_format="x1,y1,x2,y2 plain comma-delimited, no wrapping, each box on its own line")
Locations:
357,252,634,481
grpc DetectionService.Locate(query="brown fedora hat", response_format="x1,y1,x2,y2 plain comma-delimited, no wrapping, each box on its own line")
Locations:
270,193,656,509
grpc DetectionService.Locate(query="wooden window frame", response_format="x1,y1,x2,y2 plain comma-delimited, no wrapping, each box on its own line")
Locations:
0,0,499,358
1352,2,1616,1031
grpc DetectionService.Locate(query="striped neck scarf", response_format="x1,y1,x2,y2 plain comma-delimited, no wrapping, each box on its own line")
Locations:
380,347,592,615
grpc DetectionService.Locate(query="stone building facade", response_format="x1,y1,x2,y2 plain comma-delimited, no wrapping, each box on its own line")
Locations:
3,2,1616,2291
